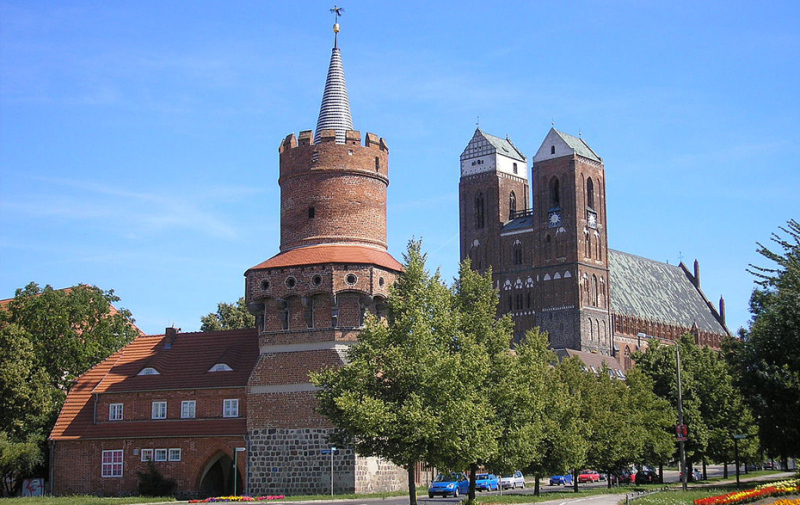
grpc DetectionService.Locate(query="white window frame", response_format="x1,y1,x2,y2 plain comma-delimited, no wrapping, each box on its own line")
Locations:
181,400,196,419
101,449,123,477
109,403,123,421
223,399,239,418
141,449,154,462
154,448,167,462
151,401,167,419
168,448,182,461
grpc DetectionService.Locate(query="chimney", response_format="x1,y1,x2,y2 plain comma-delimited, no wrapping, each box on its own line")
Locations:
693,259,701,288
719,296,726,326
164,326,180,349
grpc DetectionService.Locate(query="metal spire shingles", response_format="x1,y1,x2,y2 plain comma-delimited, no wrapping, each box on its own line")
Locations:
314,45,353,144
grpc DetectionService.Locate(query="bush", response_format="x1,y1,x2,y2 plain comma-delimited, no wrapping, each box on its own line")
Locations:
137,461,177,497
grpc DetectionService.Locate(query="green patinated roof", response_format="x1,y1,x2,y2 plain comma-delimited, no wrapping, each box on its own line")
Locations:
608,249,727,335
554,129,601,162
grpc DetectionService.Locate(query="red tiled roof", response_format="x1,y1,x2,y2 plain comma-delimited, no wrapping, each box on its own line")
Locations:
50,328,259,441
247,244,403,272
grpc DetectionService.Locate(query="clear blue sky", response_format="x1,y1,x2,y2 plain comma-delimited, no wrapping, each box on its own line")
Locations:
1,1,798,335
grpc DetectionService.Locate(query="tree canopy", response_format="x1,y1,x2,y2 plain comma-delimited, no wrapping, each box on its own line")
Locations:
727,219,800,459
200,297,255,331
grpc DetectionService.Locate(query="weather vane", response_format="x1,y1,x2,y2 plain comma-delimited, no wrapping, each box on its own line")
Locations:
330,5,344,47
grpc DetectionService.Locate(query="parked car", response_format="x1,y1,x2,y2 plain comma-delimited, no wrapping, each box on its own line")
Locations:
610,470,635,485
476,473,499,491
763,461,776,470
678,469,702,482
635,469,660,484
550,474,574,486
428,472,470,498
500,471,526,489
578,470,601,483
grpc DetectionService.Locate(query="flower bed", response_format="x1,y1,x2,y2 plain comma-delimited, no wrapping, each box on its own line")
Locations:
189,495,286,503
693,479,800,505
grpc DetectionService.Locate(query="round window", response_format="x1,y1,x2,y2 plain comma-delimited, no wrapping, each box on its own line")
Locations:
312,274,322,286
285,277,297,288
346,274,357,285
260,279,270,290
379,277,385,287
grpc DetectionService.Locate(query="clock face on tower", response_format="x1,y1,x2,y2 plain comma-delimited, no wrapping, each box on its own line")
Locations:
548,211,562,228
588,212,597,229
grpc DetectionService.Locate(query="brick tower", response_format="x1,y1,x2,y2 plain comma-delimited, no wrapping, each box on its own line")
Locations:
243,20,404,495
530,128,611,353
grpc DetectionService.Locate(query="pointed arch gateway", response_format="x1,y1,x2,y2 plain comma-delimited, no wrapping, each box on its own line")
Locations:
197,450,244,498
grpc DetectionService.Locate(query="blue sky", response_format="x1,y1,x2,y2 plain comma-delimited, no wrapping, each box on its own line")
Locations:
1,1,798,335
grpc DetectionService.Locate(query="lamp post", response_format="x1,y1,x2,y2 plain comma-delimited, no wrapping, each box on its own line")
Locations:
233,447,246,496
676,343,687,492
330,446,336,496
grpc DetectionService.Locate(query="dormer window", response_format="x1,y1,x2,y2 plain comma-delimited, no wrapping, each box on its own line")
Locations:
209,363,233,372
138,367,160,376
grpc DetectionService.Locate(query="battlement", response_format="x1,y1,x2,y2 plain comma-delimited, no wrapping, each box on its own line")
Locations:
279,129,389,154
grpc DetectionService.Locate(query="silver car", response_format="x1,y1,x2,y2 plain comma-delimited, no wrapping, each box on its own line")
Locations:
500,471,525,489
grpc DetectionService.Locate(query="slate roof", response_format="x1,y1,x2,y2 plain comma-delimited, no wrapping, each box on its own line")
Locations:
608,249,727,335
552,129,601,162
461,129,526,162
247,244,403,272
314,45,353,144
50,328,258,441
500,215,534,233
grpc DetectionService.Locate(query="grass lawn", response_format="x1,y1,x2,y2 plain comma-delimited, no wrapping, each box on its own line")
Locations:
0,497,174,505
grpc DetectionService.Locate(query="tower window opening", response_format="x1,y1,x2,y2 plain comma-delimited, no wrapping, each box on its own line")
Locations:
474,192,485,229
550,177,560,208
308,207,315,219
509,191,517,219
285,277,296,289
375,157,380,171
513,162,518,174
513,242,523,265
587,177,595,210
515,293,523,310
550,145,555,155
281,304,289,330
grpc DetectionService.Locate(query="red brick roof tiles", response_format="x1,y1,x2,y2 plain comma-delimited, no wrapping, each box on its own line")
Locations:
247,244,403,272
50,328,258,441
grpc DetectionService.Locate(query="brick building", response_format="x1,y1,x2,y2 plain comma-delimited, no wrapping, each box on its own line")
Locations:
458,128,730,368
50,21,407,497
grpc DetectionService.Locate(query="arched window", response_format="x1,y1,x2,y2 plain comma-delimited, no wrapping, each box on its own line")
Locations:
587,177,595,210
513,162,518,174
550,177,560,208
545,234,552,259
624,346,632,370
550,145,556,155
474,192,485,229
592,275,599,307
513,241,523,265
509,191,517,219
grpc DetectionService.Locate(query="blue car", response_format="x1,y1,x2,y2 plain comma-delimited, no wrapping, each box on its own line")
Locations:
428,472,470,498
550,473,574,486
476,473,499,491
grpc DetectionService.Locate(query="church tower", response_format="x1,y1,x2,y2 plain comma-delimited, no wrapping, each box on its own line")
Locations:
459,129,529,273
531,128,611,353
243,18,404,496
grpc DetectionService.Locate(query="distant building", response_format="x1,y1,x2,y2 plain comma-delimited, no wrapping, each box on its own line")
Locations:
458,128,730,365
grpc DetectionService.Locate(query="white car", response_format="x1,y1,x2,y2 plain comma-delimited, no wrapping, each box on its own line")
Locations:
500,471,525,489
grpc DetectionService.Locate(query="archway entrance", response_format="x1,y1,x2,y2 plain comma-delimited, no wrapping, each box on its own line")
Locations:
199,453,243,497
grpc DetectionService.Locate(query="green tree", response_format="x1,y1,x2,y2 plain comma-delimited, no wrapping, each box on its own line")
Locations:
0,434,43,497
311,241,465,505
0,282,139,493
200,297,255,331
727,219,800,460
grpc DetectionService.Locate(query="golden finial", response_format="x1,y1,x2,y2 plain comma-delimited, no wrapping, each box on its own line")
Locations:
330,5,344,47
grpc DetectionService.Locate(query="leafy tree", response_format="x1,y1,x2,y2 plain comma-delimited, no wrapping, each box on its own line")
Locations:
311,241,464,505
0,282,139,493
727,219,800,460
200,297,255,331
0,433,43,497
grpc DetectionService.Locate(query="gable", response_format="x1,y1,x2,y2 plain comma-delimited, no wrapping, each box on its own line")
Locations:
533,128,602,163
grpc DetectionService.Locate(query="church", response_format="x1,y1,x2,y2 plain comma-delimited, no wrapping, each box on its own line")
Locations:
48,17,729,499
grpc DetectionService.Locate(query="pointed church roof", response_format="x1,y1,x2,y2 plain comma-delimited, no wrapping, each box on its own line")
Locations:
533,128,601,163
460,128,526,162
314,40,353,144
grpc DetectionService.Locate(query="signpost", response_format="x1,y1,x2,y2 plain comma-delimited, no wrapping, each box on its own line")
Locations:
233,447,246,496
733,434,747,488
321,447,339,496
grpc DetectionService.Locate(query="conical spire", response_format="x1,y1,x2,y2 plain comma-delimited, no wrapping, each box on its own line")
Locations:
314,20,353,144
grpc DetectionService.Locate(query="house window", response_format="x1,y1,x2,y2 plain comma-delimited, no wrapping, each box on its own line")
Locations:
223,399,239,418
101,450,123,477
509,191,516,219
151,401,167,420
181,400,196,419
141,449,154,462
109,403,123,421
154,449,167,462
474,192,485,229
168,448,182,462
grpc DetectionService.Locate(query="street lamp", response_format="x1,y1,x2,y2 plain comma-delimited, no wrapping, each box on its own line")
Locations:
233,447,246,496
676,343,688,492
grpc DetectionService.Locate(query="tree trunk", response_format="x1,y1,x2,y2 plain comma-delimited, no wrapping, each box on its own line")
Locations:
659,463,664,484
702,459,707,480
469,463,477,502
407,465,417,505
724,461,728,479
534,474,540,496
